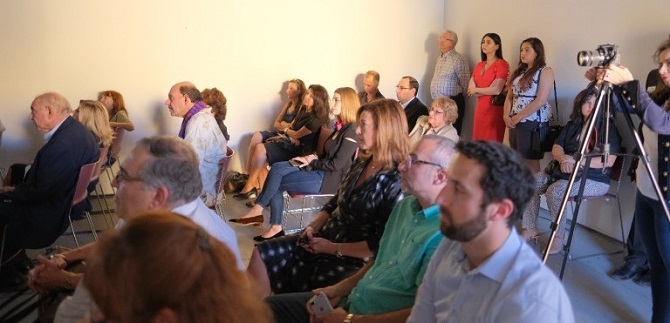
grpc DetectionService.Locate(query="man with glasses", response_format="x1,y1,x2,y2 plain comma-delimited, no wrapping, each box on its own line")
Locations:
430,30,470,135
268,135,454,323
396,76,428,132
407,141,573,322
27,136,242,322
0,92,99,291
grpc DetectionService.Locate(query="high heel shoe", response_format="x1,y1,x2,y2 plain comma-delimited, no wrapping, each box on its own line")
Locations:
233,188,258,200
253,230,285,242
520,228,540,244
229,215,263,226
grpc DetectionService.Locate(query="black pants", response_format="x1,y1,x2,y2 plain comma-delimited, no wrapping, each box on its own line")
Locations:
266,292,313,323
450,93,465,136
625,214,648,266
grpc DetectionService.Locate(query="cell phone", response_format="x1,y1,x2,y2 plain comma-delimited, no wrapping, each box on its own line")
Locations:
289,159,302,167
309,292,333,317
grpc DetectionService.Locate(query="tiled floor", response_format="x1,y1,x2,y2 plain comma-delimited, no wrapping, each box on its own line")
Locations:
1,195,653,322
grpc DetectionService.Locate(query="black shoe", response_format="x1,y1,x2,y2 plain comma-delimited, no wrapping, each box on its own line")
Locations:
233,188,258,200
609,261,645,280
245,200,256,208
633,269,651,286
253,230,285,242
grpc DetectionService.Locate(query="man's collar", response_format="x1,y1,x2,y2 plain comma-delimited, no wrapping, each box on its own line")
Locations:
44,115,69,142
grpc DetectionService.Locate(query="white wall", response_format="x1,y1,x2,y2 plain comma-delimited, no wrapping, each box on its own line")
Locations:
444,0,670,239
0,0,444,172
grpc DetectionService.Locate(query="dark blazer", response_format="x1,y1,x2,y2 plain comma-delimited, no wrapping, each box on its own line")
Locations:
1,116,99,249
404,97,429,132
309,123,358,194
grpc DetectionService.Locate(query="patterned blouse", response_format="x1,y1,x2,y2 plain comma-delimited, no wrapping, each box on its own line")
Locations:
510,67,552,123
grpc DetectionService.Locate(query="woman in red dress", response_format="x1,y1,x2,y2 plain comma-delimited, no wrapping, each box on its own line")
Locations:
468,33,509,142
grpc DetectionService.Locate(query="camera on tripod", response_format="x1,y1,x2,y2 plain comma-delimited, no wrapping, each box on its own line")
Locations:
577,44,620,67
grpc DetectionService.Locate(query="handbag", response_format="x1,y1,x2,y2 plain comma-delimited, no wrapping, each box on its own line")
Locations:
533,77,563,153
491,86,507,106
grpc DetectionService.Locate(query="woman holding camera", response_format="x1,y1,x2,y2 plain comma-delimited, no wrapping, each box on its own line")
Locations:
520,88,621,252
603,36,670,322
504,37,555,172
246,99,407,298
468,33,509,142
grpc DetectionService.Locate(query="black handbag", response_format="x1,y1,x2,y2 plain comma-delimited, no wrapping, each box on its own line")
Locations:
491,86,507,106
533,79,562,153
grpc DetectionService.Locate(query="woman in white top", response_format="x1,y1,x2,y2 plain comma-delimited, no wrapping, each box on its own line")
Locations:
408,96,459,147
503,37,555,173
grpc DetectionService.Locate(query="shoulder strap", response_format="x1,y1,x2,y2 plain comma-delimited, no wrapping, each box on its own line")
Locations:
535,68,559,123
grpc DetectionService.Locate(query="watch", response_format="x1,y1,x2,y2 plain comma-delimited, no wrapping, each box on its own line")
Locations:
336,243,343,258
343,313,355,323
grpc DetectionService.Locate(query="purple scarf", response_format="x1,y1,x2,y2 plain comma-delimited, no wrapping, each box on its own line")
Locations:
178,101,207,139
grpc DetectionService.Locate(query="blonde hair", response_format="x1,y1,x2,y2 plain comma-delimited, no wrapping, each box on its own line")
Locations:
431,97,459,124
84,211,272,323
76,100,113,147
357,99,409,169
334,87,360,123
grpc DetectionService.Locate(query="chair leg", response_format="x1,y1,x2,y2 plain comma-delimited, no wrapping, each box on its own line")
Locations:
69,216,80,248
84,211,98,241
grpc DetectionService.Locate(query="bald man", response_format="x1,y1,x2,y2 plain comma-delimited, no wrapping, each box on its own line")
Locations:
0,92,99,290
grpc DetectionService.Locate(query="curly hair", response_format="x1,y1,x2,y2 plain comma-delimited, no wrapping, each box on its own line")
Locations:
431,97,459,124
455,141,534,227
201,88,227,121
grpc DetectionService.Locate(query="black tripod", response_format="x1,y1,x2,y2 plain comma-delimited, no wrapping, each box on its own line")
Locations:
541,82,670,279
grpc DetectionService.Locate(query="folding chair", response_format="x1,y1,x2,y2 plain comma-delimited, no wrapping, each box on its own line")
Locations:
215,147,234,220
65,161,99,247
565,152,630,258
282,125,336,233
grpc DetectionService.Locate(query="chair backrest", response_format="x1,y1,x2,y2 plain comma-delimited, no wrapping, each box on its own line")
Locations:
72,162,98,206
109,128,125,159
217,147,235,193
91,146,109,182
315,125,334,156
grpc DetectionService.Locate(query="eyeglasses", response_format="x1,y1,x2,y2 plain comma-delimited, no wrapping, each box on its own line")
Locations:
114,168,144,184
429,107,445,114
403,154,442,169
395,86,410,90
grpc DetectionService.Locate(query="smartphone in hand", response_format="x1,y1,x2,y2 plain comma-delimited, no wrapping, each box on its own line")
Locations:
288,159,302,167
309,292,333,317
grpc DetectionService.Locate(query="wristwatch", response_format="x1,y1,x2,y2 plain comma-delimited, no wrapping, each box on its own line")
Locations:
344,313,355,323
336,243,343,258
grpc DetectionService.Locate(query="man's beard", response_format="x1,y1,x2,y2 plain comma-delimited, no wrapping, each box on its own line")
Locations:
440,207,488,242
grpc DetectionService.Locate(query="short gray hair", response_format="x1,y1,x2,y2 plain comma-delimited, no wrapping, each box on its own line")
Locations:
443,30,459,45
423,135,457,168
35,92,72,115
135,136,202,203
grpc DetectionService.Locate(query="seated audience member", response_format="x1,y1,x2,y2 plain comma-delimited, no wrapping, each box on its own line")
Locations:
75,100,114,149
246,79,308,173
396,76,429,131
84,212,272,323
201,87,230,141
165,81,227,208
408,97,459,147
407,141,574,322
235,84,329,200
358,70,385,105
521,88,621,253
230,87,360,240
98,90,133,165
247,99,409,297
0,92,99,290
268,135,454,323
26,136,243,322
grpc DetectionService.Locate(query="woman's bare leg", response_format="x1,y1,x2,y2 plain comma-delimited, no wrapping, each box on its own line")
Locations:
240,145,269,193
247,248,272,298
246,132,263,174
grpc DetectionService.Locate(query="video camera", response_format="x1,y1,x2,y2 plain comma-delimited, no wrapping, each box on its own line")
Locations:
577,44,620,67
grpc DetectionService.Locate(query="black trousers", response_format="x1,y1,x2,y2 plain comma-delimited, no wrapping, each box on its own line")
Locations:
450,93,465,136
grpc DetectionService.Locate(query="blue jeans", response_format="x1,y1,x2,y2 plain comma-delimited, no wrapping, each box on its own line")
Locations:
255,161,324,225
634,192,670,322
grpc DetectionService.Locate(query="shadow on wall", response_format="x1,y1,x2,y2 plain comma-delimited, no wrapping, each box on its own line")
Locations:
421,32,440,102
354,73,364,95
152,101,171,136
236,80,292,173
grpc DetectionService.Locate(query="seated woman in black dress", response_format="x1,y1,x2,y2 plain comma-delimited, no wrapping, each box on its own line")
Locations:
235,84,330,199
230,87,361,239
245,79,307,173
246,99,409,297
